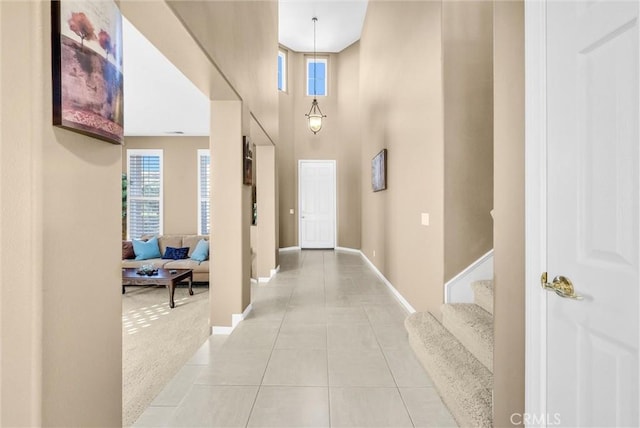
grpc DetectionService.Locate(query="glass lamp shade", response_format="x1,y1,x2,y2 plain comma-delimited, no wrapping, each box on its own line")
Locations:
308,114,323,134
305,98,326,135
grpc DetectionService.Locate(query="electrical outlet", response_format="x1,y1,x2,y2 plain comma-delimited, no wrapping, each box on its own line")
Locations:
290,209,294,215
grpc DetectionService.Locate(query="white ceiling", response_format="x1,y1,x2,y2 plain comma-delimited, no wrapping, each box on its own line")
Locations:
123,1,368,137
279,1,368,53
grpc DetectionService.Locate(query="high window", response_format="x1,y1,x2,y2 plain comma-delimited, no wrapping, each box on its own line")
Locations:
197,149,211,235
127,149,163,239
278,50,287,92
306,57,327,96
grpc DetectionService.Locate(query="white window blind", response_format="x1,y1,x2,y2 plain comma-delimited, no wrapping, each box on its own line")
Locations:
127,149,163,239
197,149,211,235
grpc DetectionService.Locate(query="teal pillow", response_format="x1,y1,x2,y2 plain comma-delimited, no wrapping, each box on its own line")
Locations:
190,239,209,262
133,237,162,260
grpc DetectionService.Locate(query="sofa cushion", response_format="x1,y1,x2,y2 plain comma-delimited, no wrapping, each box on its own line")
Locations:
162,247,189,260
182,235,209,257
157,235,183,256
122,258,169,269
190,239,209,262
164,259,209,274
133,237,162,260
122,241,135,260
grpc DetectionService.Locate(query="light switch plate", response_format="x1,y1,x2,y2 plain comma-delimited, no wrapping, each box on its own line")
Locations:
290,209,294,215
421,213,430,226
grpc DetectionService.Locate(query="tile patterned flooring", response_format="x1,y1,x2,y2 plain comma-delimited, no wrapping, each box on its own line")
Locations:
134,250,457,427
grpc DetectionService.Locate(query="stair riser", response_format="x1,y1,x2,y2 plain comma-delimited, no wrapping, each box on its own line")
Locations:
442,312,493,372
405,312,493,428
471,280,494,315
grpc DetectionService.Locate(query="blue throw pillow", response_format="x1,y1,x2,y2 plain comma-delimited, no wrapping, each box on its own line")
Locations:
162,247,189,260
190,239,209,262
133,237,162,261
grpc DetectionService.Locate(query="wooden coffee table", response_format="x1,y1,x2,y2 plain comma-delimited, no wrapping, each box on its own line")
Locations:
122,268,193,308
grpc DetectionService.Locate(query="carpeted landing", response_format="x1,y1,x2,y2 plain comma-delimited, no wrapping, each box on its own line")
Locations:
122,284,210,427
405,280,494,428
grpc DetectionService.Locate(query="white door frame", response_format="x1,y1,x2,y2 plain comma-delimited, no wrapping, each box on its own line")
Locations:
524,0,548,422
297,159,337,249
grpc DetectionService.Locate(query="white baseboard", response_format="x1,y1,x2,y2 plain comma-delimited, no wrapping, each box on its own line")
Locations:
211,303,253,335
279,246,300,252
258,265,280,283
444,249,494,303
335,246,361,254
359,252,416,314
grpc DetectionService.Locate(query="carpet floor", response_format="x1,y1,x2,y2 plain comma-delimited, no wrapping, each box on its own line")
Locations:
122,284,210,427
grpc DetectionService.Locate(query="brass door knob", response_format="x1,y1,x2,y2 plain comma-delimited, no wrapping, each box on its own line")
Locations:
541,272,583,300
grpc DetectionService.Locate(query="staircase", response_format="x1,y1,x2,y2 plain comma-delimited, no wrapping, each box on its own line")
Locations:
405,279,494,428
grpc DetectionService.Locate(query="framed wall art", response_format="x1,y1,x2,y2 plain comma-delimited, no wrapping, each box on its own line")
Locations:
243,136,253,186
51,0,124,144
372,148,387,192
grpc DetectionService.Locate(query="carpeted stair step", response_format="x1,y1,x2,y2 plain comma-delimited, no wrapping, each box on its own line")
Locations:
471,279,493,315
441,303,493,372
405,311,492,428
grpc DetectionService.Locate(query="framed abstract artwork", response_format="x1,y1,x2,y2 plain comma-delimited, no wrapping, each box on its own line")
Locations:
372,148,387,192
243,136,253,186
51,0,124,144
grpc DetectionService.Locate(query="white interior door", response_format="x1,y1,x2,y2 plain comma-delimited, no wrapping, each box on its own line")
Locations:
544,1,639,426
299,160,336,249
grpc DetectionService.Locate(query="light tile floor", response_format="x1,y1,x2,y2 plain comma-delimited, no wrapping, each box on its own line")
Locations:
134,250,457,427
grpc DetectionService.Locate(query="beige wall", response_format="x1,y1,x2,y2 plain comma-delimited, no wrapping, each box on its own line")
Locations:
1,2,122,426
359,1,445,314
443,0,494,281
210,101,252,326
256,145,278,278
167,1,279,144
123,136,209,236
493,0,526,425
278,46,297,247
277,43,362,249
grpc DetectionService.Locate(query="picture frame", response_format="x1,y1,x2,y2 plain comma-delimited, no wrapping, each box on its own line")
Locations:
243,136,253,186
51,0,124,145
372,148,387,192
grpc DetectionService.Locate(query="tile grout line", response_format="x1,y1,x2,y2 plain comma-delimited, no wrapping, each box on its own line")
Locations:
364,287,418,428
323,250,333,428
244,254,295,428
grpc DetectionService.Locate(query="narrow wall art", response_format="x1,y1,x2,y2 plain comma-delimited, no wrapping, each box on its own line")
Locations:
52,0,124,144
372,148,387,192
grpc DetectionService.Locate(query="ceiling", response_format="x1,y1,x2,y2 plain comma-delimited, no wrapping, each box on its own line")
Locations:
123,1,368,137
279,1,368,53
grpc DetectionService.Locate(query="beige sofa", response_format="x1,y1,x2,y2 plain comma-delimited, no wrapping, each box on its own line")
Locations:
122,235,209,282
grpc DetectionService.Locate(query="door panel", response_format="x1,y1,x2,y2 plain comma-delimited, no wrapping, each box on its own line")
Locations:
546,1,639,426
299,161,335,248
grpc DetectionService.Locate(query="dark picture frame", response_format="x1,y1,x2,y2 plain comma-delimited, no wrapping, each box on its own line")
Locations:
243,136,253,186
51,0,124,145
372,148,387,192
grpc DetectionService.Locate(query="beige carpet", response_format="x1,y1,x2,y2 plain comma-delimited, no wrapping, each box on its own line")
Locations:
122,284,210,427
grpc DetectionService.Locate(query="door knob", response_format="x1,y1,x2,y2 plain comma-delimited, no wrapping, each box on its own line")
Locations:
541,272,583,300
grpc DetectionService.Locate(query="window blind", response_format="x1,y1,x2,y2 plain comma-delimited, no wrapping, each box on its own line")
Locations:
198,150,211,235
127,150,163,239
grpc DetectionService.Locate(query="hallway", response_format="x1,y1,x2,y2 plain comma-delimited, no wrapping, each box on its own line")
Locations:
134,250,456,427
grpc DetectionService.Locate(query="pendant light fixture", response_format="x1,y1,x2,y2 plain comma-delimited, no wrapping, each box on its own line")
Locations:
305,17,326,134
